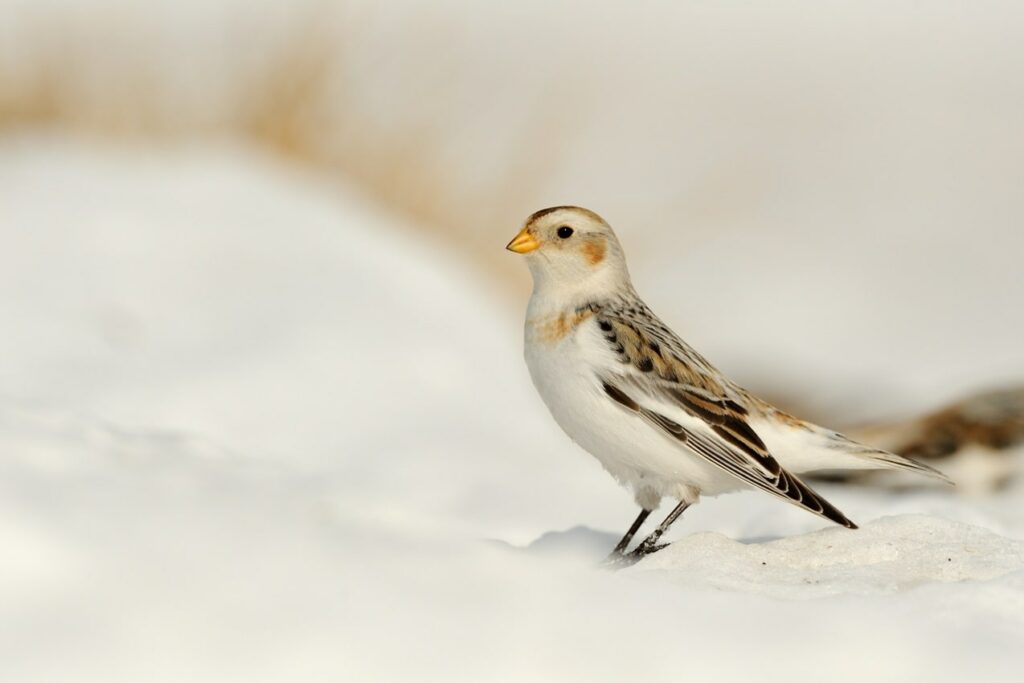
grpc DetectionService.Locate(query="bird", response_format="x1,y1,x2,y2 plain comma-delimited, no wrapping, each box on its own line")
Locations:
506,206,951,564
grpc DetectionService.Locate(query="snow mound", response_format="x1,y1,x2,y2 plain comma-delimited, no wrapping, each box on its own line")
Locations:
4,133,1024,681
630,515,1024,598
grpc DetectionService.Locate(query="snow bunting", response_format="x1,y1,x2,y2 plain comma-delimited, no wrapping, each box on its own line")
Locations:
507,206,951,562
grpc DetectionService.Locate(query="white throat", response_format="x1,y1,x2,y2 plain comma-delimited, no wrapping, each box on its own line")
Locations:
525,257,633,315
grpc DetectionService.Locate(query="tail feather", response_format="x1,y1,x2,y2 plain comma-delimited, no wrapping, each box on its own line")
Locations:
832,433,955,485
751,410,955,485
851,445,955,485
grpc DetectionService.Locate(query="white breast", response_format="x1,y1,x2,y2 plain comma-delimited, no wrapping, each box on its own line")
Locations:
523,308,742,507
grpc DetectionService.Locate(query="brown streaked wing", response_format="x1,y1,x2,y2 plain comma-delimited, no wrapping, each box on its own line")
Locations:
599,380,857,529
596,310,777,474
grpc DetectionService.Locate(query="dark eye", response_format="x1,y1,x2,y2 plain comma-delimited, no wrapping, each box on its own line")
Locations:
556,226,574,239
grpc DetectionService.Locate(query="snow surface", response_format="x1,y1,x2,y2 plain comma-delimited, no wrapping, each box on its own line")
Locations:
631,516,1024,598
2,134,1024,681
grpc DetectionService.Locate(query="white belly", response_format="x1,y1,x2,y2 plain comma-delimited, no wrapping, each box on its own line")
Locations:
523,318,742,508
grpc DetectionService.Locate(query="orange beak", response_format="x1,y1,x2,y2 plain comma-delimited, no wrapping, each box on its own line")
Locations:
505,228,540,254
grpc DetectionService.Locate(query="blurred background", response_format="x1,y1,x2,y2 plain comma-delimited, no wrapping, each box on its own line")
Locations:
2,1,1024,681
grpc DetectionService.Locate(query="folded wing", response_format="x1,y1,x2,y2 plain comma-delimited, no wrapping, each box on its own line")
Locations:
594,306,857,528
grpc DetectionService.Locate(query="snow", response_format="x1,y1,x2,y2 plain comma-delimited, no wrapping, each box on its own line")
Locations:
631,516,1024,598
2,133,1024,681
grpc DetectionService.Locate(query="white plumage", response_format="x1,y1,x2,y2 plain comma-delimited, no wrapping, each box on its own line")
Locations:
508,206,950,561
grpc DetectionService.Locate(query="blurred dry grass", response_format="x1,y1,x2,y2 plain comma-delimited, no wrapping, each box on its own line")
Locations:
5,2,1024,302
0,4,567,285
0,24,73,129
0,15,166,136
228,10,580,284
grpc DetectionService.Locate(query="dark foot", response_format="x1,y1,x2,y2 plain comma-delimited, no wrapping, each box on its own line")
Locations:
600,541,670,569
610,508,653,556
632,541,668,557
600,500,690,569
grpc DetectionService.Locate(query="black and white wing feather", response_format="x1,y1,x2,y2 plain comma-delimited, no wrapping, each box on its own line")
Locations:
592,299,858,528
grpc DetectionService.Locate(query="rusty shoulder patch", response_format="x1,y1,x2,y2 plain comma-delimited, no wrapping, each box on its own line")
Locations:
529,308,596,345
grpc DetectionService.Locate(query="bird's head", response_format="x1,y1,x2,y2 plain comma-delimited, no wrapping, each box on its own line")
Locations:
506,206,631,300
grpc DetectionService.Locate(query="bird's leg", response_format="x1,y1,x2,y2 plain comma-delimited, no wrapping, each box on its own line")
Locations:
629,500,691,558
609,508,652,556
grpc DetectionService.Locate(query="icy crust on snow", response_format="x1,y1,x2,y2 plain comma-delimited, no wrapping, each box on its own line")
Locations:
627,515,1024,598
